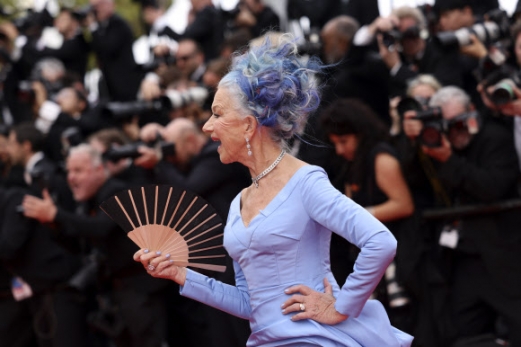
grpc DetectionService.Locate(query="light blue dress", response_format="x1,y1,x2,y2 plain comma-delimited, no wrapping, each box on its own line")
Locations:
180,165,414,347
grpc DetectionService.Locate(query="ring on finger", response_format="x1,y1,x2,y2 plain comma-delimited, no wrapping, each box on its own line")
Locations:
299,303,305,311
147,264,155,271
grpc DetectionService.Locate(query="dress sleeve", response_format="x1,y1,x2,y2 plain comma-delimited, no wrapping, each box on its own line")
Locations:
179,260,252,320
300,168,397,318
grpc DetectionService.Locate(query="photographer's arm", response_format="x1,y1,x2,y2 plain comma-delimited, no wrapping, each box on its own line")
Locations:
53,207,116,238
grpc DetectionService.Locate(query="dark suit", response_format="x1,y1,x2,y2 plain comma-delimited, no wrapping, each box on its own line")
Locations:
341,0,379,27
0,187,86,347
433,119,521,344
322,46,391,124
390,39,463,96
53,178,168,347
23,32,90,79
91,15,144,101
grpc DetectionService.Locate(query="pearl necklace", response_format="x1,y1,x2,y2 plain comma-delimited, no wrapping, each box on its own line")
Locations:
251,150,286,188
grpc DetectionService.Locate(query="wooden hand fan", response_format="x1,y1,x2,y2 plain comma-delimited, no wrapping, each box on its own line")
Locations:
100,185,226,272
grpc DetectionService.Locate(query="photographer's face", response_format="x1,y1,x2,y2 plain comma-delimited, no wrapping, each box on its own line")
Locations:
56,88,83,115
410,84,437,100
66,152,106,202
399,17,423,57
438,7,473,32
6,132,26,166
176,42,203,77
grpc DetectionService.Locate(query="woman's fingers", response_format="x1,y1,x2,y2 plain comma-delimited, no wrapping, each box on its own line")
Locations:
281,294,306,310
323,277,333,295
149,253,172,268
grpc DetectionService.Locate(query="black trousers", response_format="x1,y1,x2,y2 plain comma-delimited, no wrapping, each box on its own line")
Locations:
0,289,87,347
0,296,35,347
112,286,167,347
451,254,521,347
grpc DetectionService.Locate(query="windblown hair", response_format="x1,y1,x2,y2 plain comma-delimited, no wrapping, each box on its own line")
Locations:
219,34,323,144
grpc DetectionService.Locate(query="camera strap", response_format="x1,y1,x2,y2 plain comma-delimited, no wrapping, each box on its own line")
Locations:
417,147,452,208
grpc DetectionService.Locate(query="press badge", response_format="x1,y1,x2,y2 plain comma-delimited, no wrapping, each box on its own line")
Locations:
439,226,459,249
11,276,33,301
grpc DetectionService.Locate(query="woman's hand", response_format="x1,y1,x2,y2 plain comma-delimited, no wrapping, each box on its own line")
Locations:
134,249,187,286
281,278,348,325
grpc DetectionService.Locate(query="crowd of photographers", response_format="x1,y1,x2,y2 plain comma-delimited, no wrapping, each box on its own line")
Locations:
0,0,520,346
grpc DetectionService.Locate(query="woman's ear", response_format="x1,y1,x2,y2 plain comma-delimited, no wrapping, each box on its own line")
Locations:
244,115,257,137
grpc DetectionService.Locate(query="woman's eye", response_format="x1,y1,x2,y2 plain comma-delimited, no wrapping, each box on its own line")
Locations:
212,113,221,118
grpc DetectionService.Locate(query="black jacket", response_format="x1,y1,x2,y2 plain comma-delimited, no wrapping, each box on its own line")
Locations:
91,14,144,101
0,187,81,293
154,139,250,220
434,119,521,298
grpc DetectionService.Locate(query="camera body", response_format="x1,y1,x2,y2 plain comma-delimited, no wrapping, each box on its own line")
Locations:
411,107,444,148
379,25,424,51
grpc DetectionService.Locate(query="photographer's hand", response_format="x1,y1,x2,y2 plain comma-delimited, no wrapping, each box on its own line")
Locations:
497,86,521,116
134,146,161,169
422,136,452,162
139,78,162,101
22,189,57,224
460,34,488,59
403,110,423,140
368,16,399,37
32,81,48,114
377,34,400,70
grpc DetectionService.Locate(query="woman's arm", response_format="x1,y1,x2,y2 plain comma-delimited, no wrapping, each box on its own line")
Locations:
301,168,397,318
136,248,252,320
369,153,414,222
180,261,252,320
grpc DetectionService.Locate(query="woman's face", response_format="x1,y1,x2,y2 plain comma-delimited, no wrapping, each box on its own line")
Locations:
203,87,249,164
328,134,358,161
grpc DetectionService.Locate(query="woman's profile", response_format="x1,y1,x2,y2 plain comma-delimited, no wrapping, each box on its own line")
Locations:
135,34,413,347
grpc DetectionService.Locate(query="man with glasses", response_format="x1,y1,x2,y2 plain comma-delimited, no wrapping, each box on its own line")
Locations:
175,39,206,84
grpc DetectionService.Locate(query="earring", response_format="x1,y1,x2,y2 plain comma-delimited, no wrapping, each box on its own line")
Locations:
246,137,252,156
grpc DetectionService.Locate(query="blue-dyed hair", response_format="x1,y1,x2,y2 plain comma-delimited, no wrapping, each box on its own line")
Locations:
219,34,323,145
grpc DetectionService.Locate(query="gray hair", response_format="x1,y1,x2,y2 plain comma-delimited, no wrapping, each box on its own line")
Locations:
68,143,103,168
391,6,427,30
406,74,442,96
33,57,66,77
429,86,471,109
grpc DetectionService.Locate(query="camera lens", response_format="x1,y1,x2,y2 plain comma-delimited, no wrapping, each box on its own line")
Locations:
490,80,516,105
421,126,442,148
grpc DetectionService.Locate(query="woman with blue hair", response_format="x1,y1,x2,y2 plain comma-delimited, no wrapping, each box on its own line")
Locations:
135,34,413,347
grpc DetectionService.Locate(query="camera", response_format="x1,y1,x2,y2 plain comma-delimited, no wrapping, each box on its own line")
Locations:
476,46,521,106
411,107,444,148
398,96,444,147
434,9,510,48
379,25,424,51
141,53,176,73
103,137,176,163
103,87,209,120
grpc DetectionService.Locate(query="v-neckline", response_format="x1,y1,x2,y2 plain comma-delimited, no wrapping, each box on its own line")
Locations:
238,165,310,228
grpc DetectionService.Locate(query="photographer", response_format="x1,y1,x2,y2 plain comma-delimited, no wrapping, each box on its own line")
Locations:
88,128,152,187
357,6,463,96
403,86,521,345
22,144,169,347
0,184,87,347
22,7,90,80
478,21,521,169
88,0,144,102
